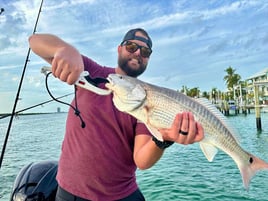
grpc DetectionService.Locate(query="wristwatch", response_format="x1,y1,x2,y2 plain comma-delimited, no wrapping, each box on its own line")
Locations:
152,136,174,150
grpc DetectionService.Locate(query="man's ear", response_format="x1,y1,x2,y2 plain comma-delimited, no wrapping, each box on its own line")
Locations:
117,45,122,54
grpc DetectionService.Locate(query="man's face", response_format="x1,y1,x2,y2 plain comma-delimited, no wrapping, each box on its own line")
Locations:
118,32,151,77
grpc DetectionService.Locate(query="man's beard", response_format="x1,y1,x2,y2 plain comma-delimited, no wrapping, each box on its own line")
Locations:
118,55,147,77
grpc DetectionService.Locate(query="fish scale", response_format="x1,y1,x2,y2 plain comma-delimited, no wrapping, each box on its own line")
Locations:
105,73,268,190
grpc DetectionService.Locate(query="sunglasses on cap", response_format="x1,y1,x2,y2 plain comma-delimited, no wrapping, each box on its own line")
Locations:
121,41,152,58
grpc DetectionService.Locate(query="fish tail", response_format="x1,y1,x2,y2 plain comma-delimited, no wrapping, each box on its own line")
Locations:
239,154,268,190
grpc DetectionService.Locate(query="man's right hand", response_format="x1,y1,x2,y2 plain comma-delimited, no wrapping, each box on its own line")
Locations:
51,47,84,85
29,34,84,85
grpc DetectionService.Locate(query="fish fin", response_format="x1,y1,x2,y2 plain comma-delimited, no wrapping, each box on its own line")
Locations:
238,154,268,190
199,141,218,162
145,124,163,141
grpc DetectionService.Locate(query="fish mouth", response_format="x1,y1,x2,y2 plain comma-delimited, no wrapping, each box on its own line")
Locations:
106,75,113,85
105,75,115,90
106,74,124,86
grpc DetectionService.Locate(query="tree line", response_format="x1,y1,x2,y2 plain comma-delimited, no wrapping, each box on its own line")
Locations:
180,66,250,103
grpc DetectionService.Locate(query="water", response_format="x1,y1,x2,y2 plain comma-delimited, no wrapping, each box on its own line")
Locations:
1,112,268,201
0,113,64,201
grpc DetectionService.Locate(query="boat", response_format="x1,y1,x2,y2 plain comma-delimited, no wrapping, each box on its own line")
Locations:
10,160,58,201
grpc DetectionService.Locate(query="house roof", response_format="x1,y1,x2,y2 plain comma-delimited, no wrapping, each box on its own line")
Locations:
246,68,268,80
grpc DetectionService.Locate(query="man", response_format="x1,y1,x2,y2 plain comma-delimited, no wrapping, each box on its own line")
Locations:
29,28,204,201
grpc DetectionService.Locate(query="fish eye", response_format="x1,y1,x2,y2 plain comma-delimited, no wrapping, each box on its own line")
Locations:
249,157,253,164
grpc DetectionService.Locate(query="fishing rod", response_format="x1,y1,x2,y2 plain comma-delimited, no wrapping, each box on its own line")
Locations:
0,0,44,169
0,93,73,120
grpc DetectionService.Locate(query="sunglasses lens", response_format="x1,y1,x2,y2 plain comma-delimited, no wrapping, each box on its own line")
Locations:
125,42,138,53
124,41,152,58
140,47,152,57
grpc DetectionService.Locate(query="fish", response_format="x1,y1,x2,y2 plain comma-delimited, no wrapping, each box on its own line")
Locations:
105,73,268,190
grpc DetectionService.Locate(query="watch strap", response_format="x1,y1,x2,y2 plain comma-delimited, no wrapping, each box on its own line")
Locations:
152,136,174,149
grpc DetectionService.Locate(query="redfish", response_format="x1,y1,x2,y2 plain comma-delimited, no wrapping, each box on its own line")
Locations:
105,73,268,190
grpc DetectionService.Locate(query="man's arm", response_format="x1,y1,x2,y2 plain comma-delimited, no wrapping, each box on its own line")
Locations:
28,34,83,84
134,134,164,170
133,112,204,170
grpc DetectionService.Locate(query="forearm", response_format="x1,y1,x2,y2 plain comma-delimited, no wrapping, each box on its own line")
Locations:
28,33,84,84
29,34,70,63
134,135,164,170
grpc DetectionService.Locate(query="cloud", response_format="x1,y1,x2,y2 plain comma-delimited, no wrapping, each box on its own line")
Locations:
263,33,268,44
0,1,36,54
0,35,12,50
207,39,228,55
0,0,268,113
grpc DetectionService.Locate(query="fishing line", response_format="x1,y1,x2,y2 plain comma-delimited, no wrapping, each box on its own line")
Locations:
0,0,44,169
45,72,86,128
0,93,73,120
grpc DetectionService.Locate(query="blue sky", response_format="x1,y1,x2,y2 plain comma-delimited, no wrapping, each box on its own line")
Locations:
0,0,267,113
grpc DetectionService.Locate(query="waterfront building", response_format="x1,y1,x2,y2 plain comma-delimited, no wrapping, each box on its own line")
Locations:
246,68,268,104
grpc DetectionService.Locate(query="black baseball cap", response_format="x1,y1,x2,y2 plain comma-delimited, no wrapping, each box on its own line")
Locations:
121,28,152,49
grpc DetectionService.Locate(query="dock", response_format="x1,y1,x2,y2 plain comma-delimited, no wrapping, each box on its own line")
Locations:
215,102,268,116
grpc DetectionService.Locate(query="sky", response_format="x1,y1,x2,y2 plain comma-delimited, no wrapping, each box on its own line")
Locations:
0,0,267,114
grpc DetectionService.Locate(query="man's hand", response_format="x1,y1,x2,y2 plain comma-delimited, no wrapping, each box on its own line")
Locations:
29,34,84,85
51,46,84,85
51,47,84,85
159,112,204,145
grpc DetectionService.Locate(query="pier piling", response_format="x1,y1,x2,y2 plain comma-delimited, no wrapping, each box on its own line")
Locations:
254,85,262,131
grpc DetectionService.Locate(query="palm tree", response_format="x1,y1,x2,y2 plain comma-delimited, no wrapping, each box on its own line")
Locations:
188,87,200,98
211,87,218,103
223,66,241,90
180,85,188,95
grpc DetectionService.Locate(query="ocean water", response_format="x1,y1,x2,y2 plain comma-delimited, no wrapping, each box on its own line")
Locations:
1,112,268,201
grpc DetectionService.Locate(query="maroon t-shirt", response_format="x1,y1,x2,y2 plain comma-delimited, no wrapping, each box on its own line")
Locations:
56,56,151,201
